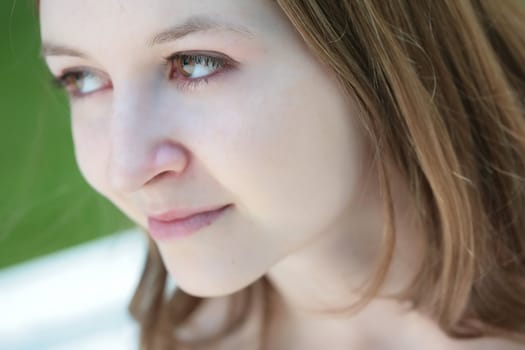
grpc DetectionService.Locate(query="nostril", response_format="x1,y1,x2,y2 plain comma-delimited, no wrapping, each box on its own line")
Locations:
147,170,177,185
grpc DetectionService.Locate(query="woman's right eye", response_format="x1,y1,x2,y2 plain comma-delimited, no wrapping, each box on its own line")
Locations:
52,70,112,98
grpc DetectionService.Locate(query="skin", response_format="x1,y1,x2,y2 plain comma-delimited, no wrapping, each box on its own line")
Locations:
40,0,524,349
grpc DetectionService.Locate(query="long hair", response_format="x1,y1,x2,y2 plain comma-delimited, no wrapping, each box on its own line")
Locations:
121,0,525,348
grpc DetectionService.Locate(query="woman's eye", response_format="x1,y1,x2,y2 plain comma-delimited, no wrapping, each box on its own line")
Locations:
51,52,235,98
166,53,234,91
52,70,111,98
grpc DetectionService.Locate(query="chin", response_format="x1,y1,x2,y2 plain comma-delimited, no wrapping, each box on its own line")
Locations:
166,265,266,298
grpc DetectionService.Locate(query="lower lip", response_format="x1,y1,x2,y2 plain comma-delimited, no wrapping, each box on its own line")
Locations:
147,205,232,241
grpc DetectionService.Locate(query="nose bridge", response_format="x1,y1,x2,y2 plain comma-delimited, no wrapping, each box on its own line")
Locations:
109,95,149,187
107,84,189,193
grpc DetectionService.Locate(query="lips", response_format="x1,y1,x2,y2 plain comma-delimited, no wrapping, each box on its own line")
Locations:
146,204,233,241
149,204,230,222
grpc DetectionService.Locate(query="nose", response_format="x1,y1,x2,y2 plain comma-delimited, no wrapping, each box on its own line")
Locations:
107,95,190,193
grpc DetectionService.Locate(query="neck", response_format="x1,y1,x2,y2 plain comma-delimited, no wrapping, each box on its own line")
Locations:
262,160,427,349
265,160,424,319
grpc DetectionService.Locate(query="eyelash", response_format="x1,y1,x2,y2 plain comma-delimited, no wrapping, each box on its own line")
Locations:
51,52,235,98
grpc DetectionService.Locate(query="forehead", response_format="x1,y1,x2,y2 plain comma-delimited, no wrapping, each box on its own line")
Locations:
40,0,268,55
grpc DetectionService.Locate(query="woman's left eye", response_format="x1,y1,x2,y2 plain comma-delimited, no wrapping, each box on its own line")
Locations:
165,52,235,91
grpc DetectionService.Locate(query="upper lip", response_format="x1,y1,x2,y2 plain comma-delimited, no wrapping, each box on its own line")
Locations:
147,204,232,222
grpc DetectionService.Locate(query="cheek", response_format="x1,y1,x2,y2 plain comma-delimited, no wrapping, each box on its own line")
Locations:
70,113,111,195
203,63,368,237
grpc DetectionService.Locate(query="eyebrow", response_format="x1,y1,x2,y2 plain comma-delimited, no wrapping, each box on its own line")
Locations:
41,15,255,58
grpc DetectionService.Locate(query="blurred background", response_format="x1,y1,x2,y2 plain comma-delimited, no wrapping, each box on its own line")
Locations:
0,1,146,348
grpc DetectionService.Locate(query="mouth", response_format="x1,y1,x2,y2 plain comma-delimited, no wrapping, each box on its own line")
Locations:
147,204,233,241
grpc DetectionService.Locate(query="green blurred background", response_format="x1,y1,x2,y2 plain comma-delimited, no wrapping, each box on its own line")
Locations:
0,0,133,269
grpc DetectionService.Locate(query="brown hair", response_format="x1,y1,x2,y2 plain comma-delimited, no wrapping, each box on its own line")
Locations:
125,0,525,348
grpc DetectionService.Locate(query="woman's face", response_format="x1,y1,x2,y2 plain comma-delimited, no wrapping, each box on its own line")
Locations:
40,0,373,297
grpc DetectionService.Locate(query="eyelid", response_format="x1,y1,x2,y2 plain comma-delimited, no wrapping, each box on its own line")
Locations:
59,66,109,82
162,50,238,67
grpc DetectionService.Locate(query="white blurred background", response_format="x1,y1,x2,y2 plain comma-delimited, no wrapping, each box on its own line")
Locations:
0,229,148,350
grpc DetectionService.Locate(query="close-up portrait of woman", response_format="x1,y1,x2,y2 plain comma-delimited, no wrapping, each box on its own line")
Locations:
36,0,525,349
